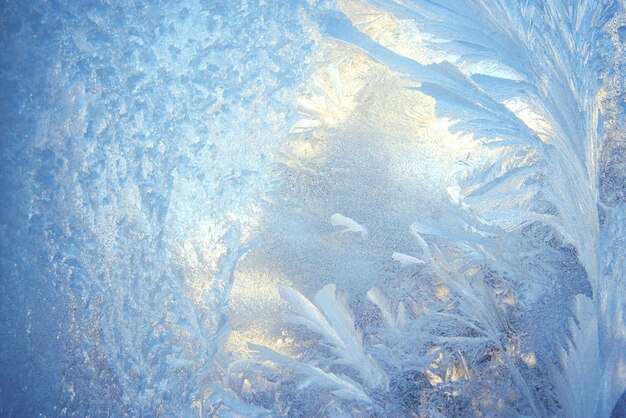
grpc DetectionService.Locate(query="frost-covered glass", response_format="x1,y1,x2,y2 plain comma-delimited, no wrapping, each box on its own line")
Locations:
1,0,624,416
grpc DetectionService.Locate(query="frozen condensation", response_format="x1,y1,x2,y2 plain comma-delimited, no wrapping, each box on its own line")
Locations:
1,0,624,416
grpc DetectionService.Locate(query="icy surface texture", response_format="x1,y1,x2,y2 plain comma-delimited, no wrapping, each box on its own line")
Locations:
1,0,625,416
0,0,317,415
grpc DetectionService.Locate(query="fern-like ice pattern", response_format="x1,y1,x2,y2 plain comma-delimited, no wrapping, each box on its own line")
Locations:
0,0,624,416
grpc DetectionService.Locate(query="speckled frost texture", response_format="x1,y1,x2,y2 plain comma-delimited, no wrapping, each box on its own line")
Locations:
0,0,318,415
0,0,624,416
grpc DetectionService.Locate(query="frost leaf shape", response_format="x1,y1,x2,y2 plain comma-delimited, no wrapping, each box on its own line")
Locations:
367,287,406,331
279,284,386,390
248,343,373,405
330,213,369,236
391,251,424,266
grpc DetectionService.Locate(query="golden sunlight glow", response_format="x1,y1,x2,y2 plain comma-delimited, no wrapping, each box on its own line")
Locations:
522,352,537,368
425,369,444,386
338,0,449,65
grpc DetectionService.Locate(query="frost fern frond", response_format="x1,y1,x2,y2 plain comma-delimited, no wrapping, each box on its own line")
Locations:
278,284,387,390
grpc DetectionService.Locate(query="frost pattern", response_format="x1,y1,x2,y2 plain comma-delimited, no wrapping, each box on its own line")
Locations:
1,0,318,415
240,0,625,416
1,0,624,416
